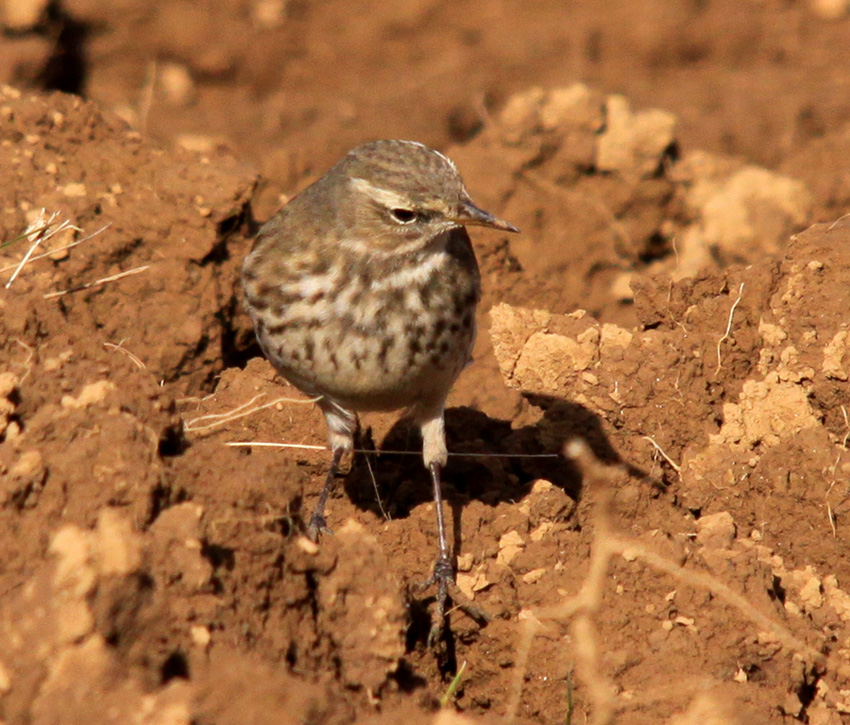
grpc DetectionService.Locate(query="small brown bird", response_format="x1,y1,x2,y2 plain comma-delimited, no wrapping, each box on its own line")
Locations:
242,139,517,641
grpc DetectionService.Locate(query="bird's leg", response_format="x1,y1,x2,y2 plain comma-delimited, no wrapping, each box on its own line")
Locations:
418,462,491,647
307,402,356,540
414,411,490,645
423,461,453,645
307,445,344,540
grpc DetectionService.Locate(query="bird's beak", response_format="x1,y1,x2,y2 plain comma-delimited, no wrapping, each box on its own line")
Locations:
452,200,519,233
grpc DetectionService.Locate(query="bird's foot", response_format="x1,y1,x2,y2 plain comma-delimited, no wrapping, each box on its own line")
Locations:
306,513,333,542
415,554,491,648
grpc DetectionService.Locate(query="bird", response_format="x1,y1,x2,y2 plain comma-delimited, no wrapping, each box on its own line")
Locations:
241,139,518,643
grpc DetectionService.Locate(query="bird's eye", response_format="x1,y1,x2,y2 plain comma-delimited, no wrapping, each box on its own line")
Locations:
389,208,417,224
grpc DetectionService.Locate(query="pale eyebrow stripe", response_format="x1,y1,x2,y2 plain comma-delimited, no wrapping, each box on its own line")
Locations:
349,177,410,208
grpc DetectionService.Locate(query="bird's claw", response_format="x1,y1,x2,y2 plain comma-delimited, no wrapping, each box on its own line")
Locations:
306,514,334,542
416,554,491,648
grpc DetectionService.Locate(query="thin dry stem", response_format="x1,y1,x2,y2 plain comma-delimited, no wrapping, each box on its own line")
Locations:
103,340,147,370
3,216,52,285
0,222,111,275
185,393,318,433
43,265,150,300
507,438,850,724
227,440,328,451
715,282,744,375
5,211,82,289
139,60,157,135
828,212,850,231
642,435,682,474
226,440,559,459
175,393,217,405
505,612,544,722
13,339,35,385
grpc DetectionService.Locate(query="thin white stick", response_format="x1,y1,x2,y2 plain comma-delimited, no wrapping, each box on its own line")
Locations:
185,394,320,432
103,341,147,370
5,211,80,289
715,282,744,375
139,60,157,135
828,212,850,231
0,223,111,274
186,393,266,428
226,441,560,458
229,441,328,451
14,338,34,385
5,236,45,289
642,435,681,473
43,265,150,300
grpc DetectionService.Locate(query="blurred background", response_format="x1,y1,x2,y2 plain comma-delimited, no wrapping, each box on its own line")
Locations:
4,0,850,215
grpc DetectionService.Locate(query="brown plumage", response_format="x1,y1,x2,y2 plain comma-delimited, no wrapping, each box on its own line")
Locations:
242,139,517,643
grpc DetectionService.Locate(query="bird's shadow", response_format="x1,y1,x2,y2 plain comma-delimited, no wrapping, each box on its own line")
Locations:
341,395,648,526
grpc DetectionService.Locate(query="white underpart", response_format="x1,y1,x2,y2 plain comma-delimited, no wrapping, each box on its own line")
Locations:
346,335,370,359
335,237,374,255
271,253,446,325
331,278,362,317
295,271,341,299
370,252,447,292
355,293,386,323
404,288,424,312
322,401,356,452
420,413,447,467
274,272,339,323
338,235,445,257
287,298,331,322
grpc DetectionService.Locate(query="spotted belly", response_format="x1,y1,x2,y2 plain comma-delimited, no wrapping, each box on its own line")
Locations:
243,225,481,415
252,277,477,413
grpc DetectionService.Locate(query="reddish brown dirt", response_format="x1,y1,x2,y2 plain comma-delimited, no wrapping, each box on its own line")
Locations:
3,2,850,723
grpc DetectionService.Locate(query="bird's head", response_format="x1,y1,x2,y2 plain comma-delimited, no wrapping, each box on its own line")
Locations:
329,139,518,254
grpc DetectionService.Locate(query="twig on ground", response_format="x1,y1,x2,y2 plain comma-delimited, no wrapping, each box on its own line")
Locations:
43,265,150,300
226,440,560,459
103,340,147,370
13,339,35,385
828,212,850,231
4,211,82,289
0,223,111,275
175,393,216,405
827,497,837,538
184,393,319,433
642,435,682,474
139,60,157,135
0,209,60,251
715,282,744,375
228,440,328,451
505,438,849,725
